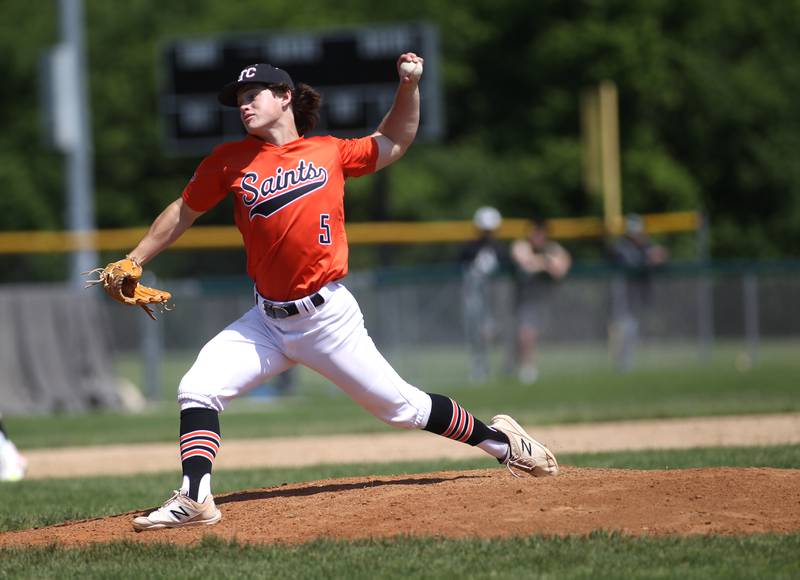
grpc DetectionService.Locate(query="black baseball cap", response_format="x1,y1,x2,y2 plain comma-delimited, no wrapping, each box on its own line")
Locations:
217,63,295,107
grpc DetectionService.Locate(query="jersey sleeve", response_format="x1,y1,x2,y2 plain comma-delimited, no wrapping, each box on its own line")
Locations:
335,136,379,177
181,150,229,212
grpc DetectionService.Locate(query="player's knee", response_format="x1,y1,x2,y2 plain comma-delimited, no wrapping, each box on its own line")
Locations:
375,411,418,430
370,392,432,430
177,372,223,413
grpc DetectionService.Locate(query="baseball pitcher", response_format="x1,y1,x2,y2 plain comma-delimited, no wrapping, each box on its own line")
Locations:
91,54,558,531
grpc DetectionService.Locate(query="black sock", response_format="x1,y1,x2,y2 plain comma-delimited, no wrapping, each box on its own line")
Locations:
0,419,6,438
423,393,509,446
179,408,220,501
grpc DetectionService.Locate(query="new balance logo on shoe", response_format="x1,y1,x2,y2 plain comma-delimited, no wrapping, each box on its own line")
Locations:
169,506,190,520
521,438,533,456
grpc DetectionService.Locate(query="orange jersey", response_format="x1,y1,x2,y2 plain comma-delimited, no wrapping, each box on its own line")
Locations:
182,135,378,300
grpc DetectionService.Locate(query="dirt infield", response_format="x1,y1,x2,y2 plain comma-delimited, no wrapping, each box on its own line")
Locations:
4,415,799,548
1,467,798,547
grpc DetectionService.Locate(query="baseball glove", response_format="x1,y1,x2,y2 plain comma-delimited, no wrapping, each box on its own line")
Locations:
85,257,172,320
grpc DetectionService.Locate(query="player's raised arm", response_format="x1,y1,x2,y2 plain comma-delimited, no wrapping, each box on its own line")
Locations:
371,53,423,170
127,197,204,265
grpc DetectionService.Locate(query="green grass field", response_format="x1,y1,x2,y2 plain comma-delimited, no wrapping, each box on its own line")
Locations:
5,340,799,450
1,447,799,579
1,534,798,580
116,339,798,402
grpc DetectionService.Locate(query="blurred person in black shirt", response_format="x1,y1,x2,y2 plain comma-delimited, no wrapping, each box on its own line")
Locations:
510,218,571,384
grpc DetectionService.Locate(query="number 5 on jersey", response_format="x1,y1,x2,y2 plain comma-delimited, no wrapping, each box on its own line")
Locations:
319,214,331,245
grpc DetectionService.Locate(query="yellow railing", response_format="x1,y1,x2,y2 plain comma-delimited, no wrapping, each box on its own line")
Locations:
0,211,700,254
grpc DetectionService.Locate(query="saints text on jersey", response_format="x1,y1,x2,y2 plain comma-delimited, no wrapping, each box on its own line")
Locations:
240,160,329,220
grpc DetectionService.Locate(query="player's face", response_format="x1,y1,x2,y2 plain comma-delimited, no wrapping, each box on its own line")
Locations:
237,85,286,133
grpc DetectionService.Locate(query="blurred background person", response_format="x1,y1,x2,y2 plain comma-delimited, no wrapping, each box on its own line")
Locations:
459,206,506,383
607,213,670,371
510,218,572,384
0,414,27,482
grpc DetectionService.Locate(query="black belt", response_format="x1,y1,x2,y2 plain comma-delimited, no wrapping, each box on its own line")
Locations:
262,292,325,319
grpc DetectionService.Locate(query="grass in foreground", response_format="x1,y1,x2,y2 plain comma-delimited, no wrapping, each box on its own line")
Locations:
1,444,797,532
0,533,798,580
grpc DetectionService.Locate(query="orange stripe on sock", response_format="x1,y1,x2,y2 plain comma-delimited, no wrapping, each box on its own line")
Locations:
450,405,468,441
441,399,460,438
180,430,221,444
457,412,474,443
181,448,215,462
179,439,219,453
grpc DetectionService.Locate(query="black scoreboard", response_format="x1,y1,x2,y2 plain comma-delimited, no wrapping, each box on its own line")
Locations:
160,23,442,156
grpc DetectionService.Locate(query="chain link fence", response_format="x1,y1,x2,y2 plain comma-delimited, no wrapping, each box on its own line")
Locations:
0,262,797,412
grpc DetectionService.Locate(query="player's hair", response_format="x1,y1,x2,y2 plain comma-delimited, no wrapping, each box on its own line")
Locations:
270,83,321,136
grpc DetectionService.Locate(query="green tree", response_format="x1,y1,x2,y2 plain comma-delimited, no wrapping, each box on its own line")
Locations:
0,0,798,278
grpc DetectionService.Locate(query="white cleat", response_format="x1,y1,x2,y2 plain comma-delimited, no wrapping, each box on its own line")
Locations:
490,414,559,478
132,490,221,532
0,440,28,482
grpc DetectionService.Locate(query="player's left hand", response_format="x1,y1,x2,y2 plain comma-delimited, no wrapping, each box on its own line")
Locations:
84,257,173,320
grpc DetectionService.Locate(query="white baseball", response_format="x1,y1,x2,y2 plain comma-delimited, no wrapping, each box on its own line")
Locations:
400,60,423,80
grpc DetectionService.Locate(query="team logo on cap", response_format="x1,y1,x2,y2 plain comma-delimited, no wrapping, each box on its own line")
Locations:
238,66,258,81
240,160,329,220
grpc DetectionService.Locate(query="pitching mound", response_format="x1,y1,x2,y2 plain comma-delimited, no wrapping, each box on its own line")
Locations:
2,467,798,548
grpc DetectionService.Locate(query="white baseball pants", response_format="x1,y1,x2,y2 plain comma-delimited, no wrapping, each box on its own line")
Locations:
178,281,432,429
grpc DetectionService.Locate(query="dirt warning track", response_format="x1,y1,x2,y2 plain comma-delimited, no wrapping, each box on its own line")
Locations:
21,413,800,479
